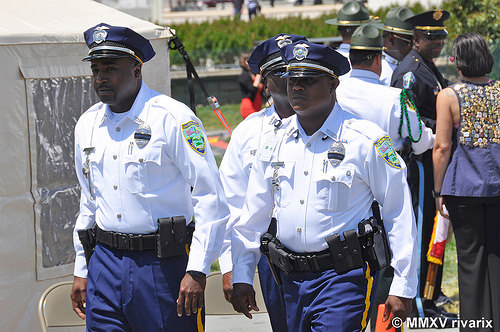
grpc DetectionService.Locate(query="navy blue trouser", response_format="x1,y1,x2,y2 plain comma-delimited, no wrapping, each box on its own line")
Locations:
280,266,377,332
86,244,204,332
258,256,288,332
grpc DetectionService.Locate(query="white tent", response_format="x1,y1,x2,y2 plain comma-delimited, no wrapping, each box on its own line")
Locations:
0,1,172,330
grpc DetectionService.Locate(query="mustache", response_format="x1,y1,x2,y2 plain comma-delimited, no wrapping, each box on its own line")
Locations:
95,84,112,91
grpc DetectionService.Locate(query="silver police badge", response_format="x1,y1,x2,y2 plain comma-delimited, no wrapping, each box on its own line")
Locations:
276,35,293,48
134,123,152,148
327,141,345,167
92,26,109,44
293,43,309,61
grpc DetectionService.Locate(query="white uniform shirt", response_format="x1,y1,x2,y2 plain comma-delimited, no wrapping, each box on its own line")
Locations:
380,51,399,86
337,69,434,154
218,104,290,274
73,82,229,278
231,103,418,298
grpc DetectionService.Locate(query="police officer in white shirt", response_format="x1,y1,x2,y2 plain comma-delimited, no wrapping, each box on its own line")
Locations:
374,7,416,85
230,40,417,331
218,33,306,332
71,23,229,332
337,23,434,157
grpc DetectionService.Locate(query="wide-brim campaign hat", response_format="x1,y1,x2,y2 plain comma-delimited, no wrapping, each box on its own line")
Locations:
247,34,307,76
325,0,371,26
350,23,384,51
82,23,155,63
405,9,450,36
373,7,415,36
280,40,350,78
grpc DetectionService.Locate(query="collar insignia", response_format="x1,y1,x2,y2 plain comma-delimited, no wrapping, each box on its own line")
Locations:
93,26,109,44
293,43,310,60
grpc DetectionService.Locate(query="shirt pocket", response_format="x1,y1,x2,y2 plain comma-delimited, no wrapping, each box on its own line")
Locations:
264,161,295,208
123,145,163,194
88,146,105,194
314,167,355,212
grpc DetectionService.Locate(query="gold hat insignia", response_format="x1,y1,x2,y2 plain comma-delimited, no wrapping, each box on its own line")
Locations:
433,10,443,21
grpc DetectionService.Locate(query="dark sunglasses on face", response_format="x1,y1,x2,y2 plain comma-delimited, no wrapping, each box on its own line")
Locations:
269,70,286,77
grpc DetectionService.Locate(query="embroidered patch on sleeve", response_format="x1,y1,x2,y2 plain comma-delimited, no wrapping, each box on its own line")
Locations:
374,136,401,169
182,121,206,155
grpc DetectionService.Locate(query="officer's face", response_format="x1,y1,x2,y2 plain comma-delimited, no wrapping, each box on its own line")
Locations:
91,58,142,113
389,33,413,61
287,75,338,117
414,32,446,61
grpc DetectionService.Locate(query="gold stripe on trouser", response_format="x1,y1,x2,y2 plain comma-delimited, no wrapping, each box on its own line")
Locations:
197,310,204,332
361,264,374,331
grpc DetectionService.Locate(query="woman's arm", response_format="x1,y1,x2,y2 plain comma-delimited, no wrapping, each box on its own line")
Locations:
432,87,459,217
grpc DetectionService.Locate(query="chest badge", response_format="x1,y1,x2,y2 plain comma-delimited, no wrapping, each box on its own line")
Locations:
134,123,151,148
327,141,345,167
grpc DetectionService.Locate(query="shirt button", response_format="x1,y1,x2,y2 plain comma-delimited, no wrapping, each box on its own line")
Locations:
304,170,309,176
113,185,118,190
139,158,144,163
113,155,117,160
300,200,304,204
117,213,122,219
306,143,311,148
331,176,336,181
297,227,302,232
116,127,121,132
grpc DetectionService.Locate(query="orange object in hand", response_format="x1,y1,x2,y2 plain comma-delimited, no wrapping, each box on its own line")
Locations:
375,304,403,332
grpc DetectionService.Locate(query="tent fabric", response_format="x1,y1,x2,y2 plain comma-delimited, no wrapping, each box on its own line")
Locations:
0,1,172,331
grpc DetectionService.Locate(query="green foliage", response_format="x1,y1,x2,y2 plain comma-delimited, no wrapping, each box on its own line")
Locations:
442,0,500,44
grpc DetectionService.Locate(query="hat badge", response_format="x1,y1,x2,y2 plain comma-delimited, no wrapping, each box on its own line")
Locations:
92,26,109,44
276,35,293,48
433,9,443,21
293,43,309,61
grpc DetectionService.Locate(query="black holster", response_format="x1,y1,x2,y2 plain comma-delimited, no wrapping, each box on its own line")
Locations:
156,216,188,259
78,224,97,266
260,217,283,285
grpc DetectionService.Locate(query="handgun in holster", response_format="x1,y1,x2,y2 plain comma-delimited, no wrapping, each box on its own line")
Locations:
156,216,187,259
78,224,97,266
357,202,390,275
260,217,283,285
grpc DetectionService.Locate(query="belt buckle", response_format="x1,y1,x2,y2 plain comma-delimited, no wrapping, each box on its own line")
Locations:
115,233,130,250
293,255,310,272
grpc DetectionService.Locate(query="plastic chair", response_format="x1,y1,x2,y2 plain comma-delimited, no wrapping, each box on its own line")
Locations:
205,271,267,315
38,281,86,332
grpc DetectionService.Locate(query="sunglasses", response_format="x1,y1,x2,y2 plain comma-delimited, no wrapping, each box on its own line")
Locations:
268,70,286,77
392,33,412,45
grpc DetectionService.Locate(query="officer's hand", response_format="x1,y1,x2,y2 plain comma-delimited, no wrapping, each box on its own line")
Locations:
222,271,233,302
230,283,259,319
383,295,412,330
177,273,206,317
435,197,449,218
71,276,87,320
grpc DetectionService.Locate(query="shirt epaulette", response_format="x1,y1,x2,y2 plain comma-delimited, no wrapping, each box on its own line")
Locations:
345,118,386,142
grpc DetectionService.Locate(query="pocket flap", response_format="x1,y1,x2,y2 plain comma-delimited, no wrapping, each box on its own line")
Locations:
314,167,355,188
123,145,163,165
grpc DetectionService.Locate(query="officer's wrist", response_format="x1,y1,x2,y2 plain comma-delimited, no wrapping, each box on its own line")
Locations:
186,270,206,278
432,189,442,198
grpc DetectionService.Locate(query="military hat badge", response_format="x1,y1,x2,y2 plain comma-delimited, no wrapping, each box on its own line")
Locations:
293,43,310,60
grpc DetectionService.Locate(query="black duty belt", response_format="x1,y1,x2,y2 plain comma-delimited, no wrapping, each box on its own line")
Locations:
286,249,335,272
96,227,156,251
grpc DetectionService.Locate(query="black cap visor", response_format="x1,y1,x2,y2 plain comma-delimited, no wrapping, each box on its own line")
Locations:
82,50,135,62
282,68,333,78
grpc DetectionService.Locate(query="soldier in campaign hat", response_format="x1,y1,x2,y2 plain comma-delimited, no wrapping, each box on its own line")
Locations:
326,0,372,60
71,23,229,331
374,7,416,85
219,34,307,332
230,40,418,331
391,10,457,324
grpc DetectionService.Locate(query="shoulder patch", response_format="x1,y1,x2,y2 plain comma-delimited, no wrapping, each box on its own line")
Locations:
182,121,206,155
374,136,401,169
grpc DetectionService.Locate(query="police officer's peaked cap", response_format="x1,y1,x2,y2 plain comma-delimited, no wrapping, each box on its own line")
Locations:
406,9,450,36
374,7,415,36
83,23,155,63
247,34,307,76
325,0,371,26
350,23,384,51
280,41,350,78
